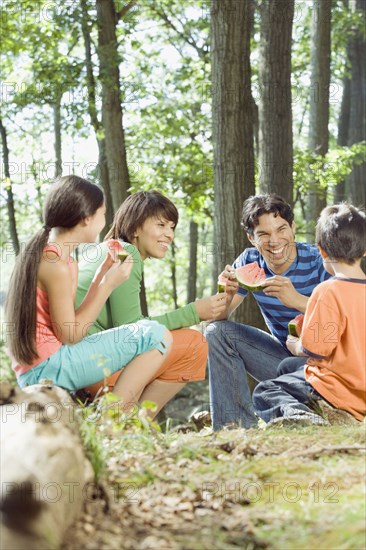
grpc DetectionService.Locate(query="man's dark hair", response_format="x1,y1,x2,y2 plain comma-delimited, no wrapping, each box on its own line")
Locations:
241,194,294,235
316,203,366,265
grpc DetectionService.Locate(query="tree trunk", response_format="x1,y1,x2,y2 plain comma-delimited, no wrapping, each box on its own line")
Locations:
334,76,351,202
97,138,114,229
0,117,20,255
345,0,366,205
187,220,198,304
0,382,92,549
171,241,178,310
306,0,331,241
96,0,130,212
258,0,294,205
211,0,265,330
140,272,148,317
53,99,62,177
80,0,114,227
211,0,255,273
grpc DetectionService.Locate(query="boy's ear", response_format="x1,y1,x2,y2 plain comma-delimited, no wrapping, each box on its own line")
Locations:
318,246,328,260
291,221,296,235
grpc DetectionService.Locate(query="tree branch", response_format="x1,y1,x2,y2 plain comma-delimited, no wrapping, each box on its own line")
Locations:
117,0,138,20
152,6,205,58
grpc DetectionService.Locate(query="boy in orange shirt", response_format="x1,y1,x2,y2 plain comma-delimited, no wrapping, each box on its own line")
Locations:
253,203,366,425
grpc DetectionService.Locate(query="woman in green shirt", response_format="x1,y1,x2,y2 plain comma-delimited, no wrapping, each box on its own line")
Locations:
77,191,227,414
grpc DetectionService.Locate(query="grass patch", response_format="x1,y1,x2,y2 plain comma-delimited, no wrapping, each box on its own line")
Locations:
72,419,365,549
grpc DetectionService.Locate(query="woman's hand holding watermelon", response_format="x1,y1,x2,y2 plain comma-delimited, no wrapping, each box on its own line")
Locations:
195,294,228,321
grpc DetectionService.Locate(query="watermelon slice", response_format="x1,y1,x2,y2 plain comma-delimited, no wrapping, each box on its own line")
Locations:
217,275,228,293
106,239,129,263
235,261,266,292
288,314,304,337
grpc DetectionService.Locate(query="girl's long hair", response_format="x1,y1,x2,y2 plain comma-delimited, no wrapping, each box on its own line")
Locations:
105,190,179,243
5,175,104,365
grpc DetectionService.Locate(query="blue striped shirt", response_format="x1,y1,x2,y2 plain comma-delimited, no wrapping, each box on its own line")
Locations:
233,243,331,347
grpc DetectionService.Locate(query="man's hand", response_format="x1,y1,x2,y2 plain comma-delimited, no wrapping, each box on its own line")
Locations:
195,294,228,321
262,275,308,311
219,265,239,303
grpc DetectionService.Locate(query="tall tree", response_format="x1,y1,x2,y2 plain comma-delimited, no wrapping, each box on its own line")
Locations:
306,0,331,239
0,117,19,255
211,0,263,328
53,97,62,178
345,0,366,205
96,0,131,211
187,220,198,304
80,0,114,227
258,0,294,205
334,75,351,203
211,0,255,269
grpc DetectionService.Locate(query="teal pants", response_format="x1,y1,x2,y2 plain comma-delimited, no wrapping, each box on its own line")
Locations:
18,320,168,391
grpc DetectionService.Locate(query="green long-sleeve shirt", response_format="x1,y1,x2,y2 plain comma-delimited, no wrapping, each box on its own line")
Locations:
76,241,200,335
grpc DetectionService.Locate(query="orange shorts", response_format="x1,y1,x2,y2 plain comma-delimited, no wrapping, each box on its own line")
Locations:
84,328,208,398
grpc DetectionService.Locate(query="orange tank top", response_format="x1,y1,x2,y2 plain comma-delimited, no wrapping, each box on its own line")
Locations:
13,244,76,376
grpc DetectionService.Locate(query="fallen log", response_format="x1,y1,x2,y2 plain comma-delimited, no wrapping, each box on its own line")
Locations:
0,381,94,549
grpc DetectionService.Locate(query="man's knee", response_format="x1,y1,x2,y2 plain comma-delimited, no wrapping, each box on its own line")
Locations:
205,320,238,346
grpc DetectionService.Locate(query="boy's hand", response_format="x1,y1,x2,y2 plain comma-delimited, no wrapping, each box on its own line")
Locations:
286,335,307,357
262,275,307,311
195,294,228,321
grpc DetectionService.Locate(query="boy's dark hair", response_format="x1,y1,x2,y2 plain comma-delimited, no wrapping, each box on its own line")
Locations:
5,175,104,365
241,194,294,235
105,190,179,243
316,203,366,265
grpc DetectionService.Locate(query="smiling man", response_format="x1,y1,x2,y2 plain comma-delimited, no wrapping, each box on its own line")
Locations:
206,194,331,430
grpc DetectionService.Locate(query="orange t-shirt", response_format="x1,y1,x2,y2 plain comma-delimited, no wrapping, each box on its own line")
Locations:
301,276,366,421
13,245,76,376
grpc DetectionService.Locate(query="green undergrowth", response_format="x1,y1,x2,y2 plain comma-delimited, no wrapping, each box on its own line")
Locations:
77,398,366,550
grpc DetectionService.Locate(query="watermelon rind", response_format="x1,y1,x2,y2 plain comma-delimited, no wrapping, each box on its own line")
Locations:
235,262,266,292
288,314,304,337
217,282,226,293
117,252,129,263
288,322,299,337
235,275,266,292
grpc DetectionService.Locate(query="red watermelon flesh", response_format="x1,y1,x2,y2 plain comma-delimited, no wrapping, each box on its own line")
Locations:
235,262,267,291
288,314,304,337
106,239,129,263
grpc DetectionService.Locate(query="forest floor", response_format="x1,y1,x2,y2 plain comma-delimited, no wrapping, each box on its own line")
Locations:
62,400,366,550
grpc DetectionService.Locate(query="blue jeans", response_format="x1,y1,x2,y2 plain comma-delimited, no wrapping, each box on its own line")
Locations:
206,320,291,430
253,357,324,422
